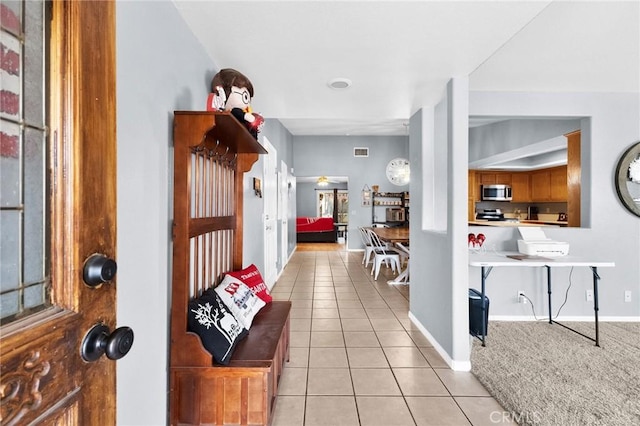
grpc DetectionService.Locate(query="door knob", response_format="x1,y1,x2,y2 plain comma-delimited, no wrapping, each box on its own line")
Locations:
81,323,134,362
83,254,117,287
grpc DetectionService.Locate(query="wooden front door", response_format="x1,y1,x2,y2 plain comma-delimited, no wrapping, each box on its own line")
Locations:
0,1,120,424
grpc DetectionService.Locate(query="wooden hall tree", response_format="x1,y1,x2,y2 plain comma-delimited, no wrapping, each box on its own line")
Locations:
169,111,267,424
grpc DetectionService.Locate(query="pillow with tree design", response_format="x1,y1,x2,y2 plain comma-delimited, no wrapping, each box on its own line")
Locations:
187,290,248,365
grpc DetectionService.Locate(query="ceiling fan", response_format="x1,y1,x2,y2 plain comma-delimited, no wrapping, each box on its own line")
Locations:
317,176,330,186
316,175,347,186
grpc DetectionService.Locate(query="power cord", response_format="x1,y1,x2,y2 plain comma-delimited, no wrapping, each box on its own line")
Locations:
553,266,574,319
521,293,542,321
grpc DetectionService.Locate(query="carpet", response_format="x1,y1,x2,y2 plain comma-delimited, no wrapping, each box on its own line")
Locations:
470,321,640,426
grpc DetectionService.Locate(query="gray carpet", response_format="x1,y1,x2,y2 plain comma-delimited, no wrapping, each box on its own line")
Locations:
470,321,640,426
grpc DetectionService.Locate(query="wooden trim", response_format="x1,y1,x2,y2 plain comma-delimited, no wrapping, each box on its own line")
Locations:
189,216,236,237
566,130,581,227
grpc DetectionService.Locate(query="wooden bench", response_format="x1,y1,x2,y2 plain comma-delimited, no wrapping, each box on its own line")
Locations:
169,112,287,425
171,301,291,426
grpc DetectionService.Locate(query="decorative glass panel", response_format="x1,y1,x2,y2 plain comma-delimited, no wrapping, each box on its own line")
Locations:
0,0,49,324
23,0,44,126
23,127,46,284
0,120,20,206
0,211,20,290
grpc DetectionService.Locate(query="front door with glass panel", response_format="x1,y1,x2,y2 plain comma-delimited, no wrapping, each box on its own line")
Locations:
0,2,120,423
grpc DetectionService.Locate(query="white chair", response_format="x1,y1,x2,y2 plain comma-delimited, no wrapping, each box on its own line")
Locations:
367,229,401,280
358,227,375,268
393,242,410,284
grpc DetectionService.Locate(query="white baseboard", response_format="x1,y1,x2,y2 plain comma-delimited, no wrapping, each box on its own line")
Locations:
271,247,297,291
490,315,640,322
408,311,471,372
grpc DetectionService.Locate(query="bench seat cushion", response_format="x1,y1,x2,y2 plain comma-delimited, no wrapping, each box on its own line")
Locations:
225,301,292,367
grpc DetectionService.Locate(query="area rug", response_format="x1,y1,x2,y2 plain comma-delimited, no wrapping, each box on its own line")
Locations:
470,321,640,426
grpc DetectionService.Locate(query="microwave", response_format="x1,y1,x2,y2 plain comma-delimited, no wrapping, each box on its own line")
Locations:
481,184,512,201
386,208,405,222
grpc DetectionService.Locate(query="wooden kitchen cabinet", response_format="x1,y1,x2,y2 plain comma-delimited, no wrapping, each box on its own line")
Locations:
479,172,512,187
495,172,512,186
530,170,551,201
510,172,530,202
530,166,567,202
468,170,478,221
550,166,568,201
468,170,479,201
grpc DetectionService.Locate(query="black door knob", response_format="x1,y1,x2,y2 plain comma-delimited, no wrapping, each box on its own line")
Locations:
81,324,134,362
83,254,117,287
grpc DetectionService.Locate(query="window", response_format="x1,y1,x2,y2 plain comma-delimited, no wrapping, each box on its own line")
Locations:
317,190,348,223
1,0,49,324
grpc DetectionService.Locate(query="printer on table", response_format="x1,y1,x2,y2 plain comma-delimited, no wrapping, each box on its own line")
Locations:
517,227,569,257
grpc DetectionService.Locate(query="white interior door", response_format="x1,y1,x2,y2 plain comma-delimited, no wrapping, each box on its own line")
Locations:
262,137,278,289
279,160,289,268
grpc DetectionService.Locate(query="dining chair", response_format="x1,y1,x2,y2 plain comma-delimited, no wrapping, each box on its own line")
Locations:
358,227,375,268
366,229,401,280
394,242,410,284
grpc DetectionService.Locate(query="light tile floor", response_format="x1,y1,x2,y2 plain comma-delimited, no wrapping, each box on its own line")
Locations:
270,250,515,426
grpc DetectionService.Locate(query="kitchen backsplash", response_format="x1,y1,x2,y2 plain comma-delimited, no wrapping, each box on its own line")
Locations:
475,201,568,220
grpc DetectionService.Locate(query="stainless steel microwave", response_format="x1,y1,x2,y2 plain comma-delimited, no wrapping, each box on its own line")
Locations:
481,184,512,201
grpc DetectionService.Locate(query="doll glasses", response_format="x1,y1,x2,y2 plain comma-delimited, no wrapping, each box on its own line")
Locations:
231,88,250,105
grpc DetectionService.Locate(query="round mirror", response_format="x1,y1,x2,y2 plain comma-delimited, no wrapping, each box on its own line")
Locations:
615,141,640,217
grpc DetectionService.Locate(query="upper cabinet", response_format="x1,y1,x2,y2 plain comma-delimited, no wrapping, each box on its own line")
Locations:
472,166,567,203
530,166,568,202
510,173,531,202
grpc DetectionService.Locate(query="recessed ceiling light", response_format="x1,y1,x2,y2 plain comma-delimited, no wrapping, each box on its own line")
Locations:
328,78,352,90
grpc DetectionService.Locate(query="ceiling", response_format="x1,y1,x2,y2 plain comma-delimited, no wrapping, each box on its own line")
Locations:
174,1,639,137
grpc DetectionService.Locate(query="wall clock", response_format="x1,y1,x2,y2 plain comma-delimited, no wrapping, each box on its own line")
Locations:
386,158,410,186
615,141,640,217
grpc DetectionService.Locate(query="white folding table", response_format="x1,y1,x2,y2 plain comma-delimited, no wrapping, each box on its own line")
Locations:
469,252,615,347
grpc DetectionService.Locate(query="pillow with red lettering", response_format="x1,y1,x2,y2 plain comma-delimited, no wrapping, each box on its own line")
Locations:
226,264,272,303
215,275,266,329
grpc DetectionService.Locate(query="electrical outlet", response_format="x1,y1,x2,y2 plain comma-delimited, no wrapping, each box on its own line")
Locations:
624,291,632,303
517,291,527,304
585,289,594,302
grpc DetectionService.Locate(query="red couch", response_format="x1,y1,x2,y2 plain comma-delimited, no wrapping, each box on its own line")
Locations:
296,217,337,243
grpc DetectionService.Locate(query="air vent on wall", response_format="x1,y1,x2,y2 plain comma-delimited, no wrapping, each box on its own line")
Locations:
354,147,369,157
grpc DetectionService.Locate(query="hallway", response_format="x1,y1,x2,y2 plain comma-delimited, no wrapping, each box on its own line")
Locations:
269,250,513,426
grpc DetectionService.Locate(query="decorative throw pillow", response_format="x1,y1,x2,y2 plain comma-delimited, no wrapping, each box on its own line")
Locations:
226,264,273,303
215,275,266,329
187,290,248,365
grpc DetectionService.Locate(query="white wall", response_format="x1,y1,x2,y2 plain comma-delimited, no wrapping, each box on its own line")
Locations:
115,2,217,424
469,92,640,322
409,78,471,371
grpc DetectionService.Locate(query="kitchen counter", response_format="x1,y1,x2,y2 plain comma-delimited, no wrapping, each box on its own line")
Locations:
469,220,564,227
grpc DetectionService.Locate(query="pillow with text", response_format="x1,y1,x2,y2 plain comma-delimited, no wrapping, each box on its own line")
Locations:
215,276,266,329
226,264,272,303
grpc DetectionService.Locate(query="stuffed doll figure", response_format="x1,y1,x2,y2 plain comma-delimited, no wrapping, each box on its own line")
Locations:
208,68,264,139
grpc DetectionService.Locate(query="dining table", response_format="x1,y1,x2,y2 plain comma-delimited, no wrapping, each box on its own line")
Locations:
369,226,409,244
368,226,410,284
